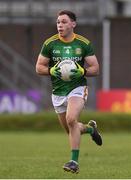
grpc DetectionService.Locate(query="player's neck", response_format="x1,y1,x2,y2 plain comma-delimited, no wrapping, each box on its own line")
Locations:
59,33,76,43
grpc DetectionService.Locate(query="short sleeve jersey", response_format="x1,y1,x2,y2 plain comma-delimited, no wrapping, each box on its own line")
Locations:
40,33,95,96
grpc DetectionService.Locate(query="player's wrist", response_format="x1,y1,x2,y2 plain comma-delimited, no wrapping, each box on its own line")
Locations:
48,67,51,75
83,68,86,76
79,67,86,76
49,66,55,76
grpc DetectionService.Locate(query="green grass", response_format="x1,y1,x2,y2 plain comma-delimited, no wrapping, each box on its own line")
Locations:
0,131,131,179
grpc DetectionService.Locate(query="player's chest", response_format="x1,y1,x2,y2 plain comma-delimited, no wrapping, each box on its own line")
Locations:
51,44,84,58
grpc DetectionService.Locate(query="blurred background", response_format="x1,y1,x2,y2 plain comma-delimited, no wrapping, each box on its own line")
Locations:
0,0,131,114
0,2,131,178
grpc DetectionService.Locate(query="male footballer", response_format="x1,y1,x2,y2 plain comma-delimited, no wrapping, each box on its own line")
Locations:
36,10,102,174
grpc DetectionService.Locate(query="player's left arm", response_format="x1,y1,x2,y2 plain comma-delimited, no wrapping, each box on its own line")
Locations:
84,55,99,77
36,54,50,75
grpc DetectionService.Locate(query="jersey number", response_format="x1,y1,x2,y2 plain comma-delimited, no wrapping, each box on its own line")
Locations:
65,49,70,54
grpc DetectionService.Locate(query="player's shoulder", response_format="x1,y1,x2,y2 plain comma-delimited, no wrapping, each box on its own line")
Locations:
75,34,90,45
44,34,59,45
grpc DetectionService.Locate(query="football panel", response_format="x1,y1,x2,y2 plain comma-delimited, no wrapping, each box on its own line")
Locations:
60,64,71,81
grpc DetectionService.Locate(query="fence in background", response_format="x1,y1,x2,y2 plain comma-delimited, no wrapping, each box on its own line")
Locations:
0,39,52,109
0,0,116,25
0,39,39,90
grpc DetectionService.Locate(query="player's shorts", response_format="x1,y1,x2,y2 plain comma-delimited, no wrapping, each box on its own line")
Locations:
52,86,88,114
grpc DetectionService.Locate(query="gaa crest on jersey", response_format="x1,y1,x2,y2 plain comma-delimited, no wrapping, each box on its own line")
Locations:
75,48,82,55
53,50,60,54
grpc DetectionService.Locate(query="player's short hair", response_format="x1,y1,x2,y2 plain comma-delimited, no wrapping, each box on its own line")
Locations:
58,10,76,22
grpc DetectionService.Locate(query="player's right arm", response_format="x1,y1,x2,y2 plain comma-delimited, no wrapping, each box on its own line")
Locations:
36,37,61,77
36,54,61,78
36,54,50,75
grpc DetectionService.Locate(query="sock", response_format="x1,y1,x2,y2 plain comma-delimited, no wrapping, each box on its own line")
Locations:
71,149,79,162
85,125,94,134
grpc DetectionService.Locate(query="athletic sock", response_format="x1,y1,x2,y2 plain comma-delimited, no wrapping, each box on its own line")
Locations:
71,149,79,162
85,124,94,134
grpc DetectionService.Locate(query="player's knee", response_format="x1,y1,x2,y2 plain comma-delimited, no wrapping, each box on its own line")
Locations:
66,115,76,127
78,122,85,134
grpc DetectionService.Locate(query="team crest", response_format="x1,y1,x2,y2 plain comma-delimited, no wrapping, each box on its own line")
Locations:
75,48,82,55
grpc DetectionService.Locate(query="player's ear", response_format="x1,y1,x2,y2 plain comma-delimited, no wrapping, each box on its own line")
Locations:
72,21,76,28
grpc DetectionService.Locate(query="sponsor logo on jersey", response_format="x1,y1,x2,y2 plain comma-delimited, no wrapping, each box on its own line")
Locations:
52,56,82,61
75,48,82,55
53,50,61,54
63,46,71,49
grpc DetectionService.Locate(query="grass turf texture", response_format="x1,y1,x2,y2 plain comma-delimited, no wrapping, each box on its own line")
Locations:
0,132,131,179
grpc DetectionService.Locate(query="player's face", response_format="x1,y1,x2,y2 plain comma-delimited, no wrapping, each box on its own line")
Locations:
57,15,76,38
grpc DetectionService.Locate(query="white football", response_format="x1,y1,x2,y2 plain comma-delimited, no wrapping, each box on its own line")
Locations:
58,60,77,81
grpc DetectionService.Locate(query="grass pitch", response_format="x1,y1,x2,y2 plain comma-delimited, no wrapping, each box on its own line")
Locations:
0,131,131,179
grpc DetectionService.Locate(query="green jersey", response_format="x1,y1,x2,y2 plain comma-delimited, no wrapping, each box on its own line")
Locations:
40,33,95,96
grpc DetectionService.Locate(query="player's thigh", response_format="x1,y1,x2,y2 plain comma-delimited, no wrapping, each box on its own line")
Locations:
57,112,69,133
66,96,85,122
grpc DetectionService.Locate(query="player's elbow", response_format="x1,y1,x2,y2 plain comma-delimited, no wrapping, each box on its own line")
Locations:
95,64,99,76
36,64,41,75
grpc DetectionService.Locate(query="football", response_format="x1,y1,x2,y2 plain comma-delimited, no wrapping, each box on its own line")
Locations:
58,60,77,81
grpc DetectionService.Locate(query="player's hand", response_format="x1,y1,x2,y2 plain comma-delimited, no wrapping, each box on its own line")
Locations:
49,62,61,78
70,62,86,79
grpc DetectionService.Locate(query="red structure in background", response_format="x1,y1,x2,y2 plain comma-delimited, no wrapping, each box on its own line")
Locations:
97,90,131,113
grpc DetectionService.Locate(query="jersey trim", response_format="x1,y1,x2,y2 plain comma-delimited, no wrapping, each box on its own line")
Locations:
44,33,90,46
44,34,59,45
83,86,88,101
75,34,90,45
59,33,76,43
